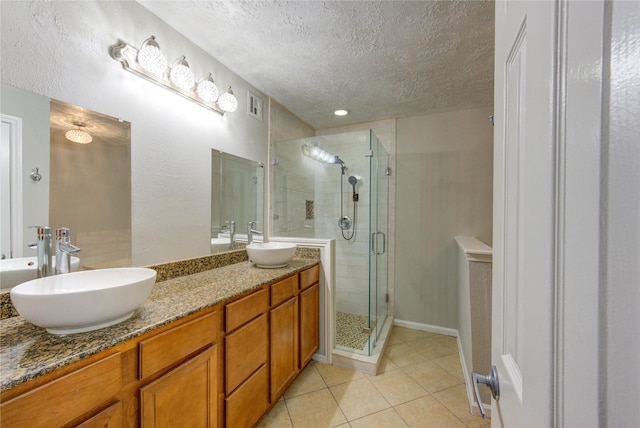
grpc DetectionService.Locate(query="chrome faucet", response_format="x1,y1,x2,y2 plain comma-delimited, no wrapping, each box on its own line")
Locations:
224,220,236,250
247,221,263,245
55,227,81,274
28,226,53,278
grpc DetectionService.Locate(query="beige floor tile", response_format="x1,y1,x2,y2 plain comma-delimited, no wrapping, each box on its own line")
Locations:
316,362,365,387
430,335,459,354
284,363,327,399
432,384,489,428
368,369,428,406
391,327,436,342
388,349,428,368
258,400,293,428
286,389,347,428
394,395,466,428
384,342,414,358
350,408,409,428
406,337,457,361
402,361,463,394
387,329,405,346
384,342,428,368
432,354,464,381
330,378,391,421
376,356,399,374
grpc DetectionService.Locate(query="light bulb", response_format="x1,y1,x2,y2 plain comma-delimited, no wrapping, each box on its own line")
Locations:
217,86,238,112
137,36,167,77
169,56,195,91
196,73,219,102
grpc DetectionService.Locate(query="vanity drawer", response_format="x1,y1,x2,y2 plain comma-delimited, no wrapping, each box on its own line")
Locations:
299,264,319,291
271,275,298,307
139,311,217,379
225,313,268,393
225,287,268,332
225,364,268,428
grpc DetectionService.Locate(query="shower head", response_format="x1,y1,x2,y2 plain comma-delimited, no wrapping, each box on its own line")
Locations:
348,176,358,192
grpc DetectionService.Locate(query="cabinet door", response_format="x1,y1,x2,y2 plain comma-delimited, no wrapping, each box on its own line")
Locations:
300,283,319,368
270,296,299,401
140,345,217,428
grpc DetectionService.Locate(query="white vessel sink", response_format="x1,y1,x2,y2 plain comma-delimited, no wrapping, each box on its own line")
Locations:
0,256,81,290
10,267,157,335
246,242,297,268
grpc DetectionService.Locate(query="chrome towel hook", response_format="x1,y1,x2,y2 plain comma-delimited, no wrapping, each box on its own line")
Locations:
30,168,42,182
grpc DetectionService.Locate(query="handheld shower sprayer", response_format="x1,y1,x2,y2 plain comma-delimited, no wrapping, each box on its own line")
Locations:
348,176,359,201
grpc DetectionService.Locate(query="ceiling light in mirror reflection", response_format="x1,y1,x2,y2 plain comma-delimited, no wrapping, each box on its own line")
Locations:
65,122,92,144
111,36,237,115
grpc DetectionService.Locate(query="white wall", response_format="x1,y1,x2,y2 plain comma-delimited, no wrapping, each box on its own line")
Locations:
0,1,269,265
395,107,493,328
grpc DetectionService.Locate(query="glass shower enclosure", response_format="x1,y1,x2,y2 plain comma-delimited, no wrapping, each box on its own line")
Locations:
272,130,389,356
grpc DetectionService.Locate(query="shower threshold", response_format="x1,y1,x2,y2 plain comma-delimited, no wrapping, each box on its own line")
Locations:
332,315,394,376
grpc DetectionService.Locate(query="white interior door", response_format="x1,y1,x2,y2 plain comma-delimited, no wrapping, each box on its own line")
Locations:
492,1,557,425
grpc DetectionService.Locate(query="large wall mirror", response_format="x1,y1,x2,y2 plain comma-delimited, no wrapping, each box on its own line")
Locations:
211,151,264,252
1,83,131,270
50,99,131,269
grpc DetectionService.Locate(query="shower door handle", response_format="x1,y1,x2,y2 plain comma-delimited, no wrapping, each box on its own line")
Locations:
371,232,386,255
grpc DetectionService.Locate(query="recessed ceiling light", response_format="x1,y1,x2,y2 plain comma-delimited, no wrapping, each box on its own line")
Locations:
334,109,349,116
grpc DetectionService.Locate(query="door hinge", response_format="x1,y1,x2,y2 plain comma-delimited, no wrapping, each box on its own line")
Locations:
385,293,390,303
386,167,392,176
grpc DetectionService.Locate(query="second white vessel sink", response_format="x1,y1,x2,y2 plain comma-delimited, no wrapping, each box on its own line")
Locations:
246,242,297,268
0,256,81,290
10,267,157,335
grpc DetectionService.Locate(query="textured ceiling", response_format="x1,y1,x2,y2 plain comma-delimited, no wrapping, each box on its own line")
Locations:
138,1,494,129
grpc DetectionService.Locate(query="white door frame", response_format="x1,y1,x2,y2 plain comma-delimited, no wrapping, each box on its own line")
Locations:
1,114,23,259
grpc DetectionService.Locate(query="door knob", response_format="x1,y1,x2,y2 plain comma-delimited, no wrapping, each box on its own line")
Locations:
472,365,500,419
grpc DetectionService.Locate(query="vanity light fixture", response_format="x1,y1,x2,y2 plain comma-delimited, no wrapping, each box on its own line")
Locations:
110,36,237,116
65,122,93,144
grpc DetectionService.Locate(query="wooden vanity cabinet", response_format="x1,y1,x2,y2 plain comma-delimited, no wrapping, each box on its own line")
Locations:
299,265,320,368
1,263,320,428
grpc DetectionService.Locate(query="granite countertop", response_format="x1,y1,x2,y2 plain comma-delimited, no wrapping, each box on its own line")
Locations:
0,253,319,392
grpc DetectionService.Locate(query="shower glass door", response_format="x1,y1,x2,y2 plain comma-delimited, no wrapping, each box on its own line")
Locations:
369,131,389,348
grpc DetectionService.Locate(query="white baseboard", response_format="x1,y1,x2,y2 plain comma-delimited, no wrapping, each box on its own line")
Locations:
393,318,458,337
